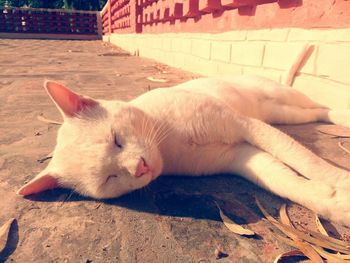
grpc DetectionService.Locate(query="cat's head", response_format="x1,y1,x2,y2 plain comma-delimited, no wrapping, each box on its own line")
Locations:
17,81,163,199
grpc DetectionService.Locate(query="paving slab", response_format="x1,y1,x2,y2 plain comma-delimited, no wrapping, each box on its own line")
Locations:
0,39,350,263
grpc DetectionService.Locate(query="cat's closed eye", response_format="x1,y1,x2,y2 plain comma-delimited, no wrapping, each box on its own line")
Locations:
106,174,118,183
114,134,123,149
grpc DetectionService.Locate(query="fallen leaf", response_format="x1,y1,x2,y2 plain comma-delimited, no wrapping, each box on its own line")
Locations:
338,142,350,155
312,245,350,262
293,239,324,263
147,76,168,83
315,215,329,237
279,204,293,227
278,204,323,262
215,202,255,236
37,115,62,125
256,198,350,254
317,125,350,138
0,218,15,253
273,249,305,263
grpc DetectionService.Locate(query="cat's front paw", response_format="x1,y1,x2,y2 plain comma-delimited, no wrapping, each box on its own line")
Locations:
319,187,350,227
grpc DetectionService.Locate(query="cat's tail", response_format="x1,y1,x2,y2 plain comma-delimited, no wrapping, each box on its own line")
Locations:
238,115,349,186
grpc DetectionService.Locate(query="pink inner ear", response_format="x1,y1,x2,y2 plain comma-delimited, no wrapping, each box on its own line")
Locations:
45,81,98,117
17,174,59,196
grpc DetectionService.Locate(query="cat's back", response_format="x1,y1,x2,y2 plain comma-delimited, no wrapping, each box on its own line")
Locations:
131,75,320,119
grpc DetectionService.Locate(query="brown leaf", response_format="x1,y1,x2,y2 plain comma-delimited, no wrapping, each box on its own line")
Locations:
37,115,62,125
279,204,293,227
317,125,350,138
315,215,329,237
312,245,350,262
273,249,306,263
279,204,324,262
216,203,255,236
0,218,15,253
146,76,168,83
256,198,350,254
338,142,350,155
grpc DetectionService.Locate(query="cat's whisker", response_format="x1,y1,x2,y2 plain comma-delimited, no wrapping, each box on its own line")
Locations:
149,119,164,146
151,121,171,146
154,124,173,147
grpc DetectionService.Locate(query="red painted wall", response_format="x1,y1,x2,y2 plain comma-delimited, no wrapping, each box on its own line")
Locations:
102,0,350,34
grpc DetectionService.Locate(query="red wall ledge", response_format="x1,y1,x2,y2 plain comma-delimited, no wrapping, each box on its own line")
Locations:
0,6,101,39
101,0,350,34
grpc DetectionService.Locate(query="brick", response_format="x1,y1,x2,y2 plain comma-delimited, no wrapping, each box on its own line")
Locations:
183,55,218,76
293,75,350,109
171,37,192,54
289,28,350,42
191,39,211,59
325,28,350,42
216,62,242,75
242,66,282,83
317,44,350,85
231,42,264,66
212,31,247,41
211,41,231,62
171,52,185,68
264,42,308,70
288,28,327,42
247,29,289,42
162,37,172,51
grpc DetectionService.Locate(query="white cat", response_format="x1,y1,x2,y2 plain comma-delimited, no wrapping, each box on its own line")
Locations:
18,76,350,226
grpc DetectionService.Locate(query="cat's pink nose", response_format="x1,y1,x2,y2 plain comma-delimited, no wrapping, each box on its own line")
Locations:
135,157,150,177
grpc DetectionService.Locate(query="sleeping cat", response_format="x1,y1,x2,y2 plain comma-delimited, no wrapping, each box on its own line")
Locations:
18,76,350,226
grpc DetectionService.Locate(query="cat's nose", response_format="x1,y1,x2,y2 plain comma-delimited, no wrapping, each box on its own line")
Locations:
135,157,150,177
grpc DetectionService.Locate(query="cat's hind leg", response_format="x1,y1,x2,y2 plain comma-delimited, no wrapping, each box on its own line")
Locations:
229,143,350,225
264,103,350,128
263,104,329,125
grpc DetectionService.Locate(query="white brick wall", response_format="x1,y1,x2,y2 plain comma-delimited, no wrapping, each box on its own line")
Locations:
107,28,350,109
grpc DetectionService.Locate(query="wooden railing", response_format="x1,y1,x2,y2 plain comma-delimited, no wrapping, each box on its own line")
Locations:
0,6,101,39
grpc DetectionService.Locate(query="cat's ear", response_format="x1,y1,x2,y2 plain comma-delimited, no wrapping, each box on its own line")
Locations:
44,80,99,118
17,170,59,196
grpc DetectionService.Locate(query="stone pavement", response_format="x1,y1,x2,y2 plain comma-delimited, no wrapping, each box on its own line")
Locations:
0,39,350,263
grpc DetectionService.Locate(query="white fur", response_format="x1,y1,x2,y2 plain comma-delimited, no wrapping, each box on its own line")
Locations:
21,76,350,226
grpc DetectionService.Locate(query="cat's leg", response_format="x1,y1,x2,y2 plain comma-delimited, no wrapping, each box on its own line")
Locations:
263,103,350,128
229,143,350,225
238,115,350,187
263,104,328,125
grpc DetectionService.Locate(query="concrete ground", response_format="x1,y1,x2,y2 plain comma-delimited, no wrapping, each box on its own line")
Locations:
0,39,350,263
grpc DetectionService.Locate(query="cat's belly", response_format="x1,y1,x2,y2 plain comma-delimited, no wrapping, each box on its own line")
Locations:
160,140,240,176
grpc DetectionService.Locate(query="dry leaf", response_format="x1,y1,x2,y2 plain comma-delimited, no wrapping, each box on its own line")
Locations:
274,249,305,263
215,203,255,236
0,218,15,253
278,204,323,262
315,215,329,237
338,142,350,155
256,198,350,255
317,125,350,138
279,204,293,227
312,245,350,262
293,239,324,263
146,76,168,83
37,115,62,125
